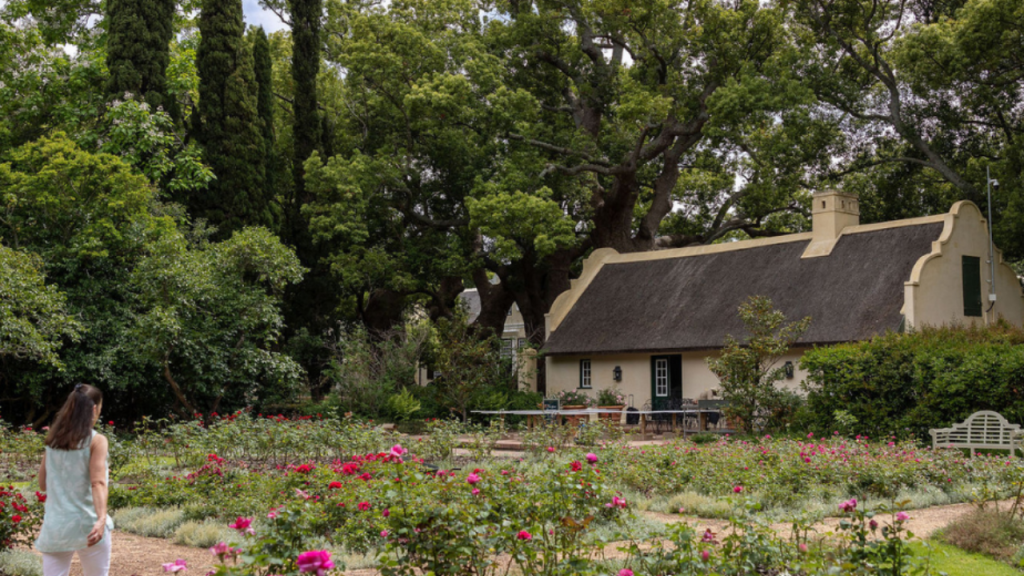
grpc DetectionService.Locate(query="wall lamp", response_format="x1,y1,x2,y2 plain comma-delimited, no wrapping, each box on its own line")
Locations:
783,361,794,379
613,366,622,382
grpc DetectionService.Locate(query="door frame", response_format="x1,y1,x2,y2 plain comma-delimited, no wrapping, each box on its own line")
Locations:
650,354,682,408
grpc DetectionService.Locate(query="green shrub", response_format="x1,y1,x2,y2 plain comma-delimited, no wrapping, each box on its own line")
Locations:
800,324,1024,439
386,388,422,422
0,550,42,576
112,506,186,538
690,432,719,444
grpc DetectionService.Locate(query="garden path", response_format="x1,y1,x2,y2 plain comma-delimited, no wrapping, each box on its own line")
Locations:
640,498,1014,540
24,500,1011,576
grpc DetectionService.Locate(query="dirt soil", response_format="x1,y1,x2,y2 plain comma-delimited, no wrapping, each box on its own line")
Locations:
23,500,1010,576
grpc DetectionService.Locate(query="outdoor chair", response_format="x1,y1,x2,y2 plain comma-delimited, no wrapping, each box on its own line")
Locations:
650,399,673,434
681,399,699,430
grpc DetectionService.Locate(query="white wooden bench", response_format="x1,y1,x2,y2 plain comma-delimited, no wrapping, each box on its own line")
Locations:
929,410,1022,458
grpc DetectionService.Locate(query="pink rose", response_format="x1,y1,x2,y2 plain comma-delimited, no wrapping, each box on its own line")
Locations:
517,530,532,540
896,511,909,522
619,570,634,576
390,444,407,458
701,549,710,561
466,473,481,485
381,530,389,537
296,550,335,576
228,517,252,532
472,488,480,495
586,453,598,464
733,485,742,493
162,560,187,573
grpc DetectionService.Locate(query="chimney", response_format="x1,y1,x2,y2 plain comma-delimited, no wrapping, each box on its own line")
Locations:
803,189,859,258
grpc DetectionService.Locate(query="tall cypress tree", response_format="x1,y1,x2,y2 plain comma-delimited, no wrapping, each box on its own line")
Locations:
194,0,269,234
251,27,276,166
106,0,177,117
290,0,322,202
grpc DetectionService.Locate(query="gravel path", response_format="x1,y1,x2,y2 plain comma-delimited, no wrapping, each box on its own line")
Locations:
24,500,1009,576
641,499,1012,541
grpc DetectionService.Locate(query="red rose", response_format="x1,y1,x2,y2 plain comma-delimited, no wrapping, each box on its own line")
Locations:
11,515,21,523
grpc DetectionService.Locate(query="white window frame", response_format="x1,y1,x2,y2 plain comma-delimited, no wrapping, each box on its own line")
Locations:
500,338,514,359
580,359,592,389
655,358,669,397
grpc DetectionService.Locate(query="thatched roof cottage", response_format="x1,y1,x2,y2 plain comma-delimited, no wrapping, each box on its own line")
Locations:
542,191,1024,407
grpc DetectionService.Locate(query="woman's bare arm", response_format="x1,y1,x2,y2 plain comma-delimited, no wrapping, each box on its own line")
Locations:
87,434,109,547
38,455,47,492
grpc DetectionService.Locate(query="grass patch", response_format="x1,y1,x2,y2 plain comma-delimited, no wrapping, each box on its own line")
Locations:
173,519,238,548
0,550,43,576
113,506,186,538
910,540,1023,576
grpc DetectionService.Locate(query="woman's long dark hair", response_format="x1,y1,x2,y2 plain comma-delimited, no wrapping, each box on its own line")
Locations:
45,384,103,450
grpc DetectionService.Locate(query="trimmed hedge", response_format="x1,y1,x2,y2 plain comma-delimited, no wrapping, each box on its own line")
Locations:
799,323,1024,440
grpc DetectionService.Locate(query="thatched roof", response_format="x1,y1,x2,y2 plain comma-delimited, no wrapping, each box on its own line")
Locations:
544,223,943,355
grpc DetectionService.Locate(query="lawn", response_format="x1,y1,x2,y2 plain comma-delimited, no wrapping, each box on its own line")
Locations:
912,541,1023,576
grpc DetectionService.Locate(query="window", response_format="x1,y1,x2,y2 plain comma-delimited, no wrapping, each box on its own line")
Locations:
654,358,668,397
517,338,527,349
962,255,982,317
500,338,513,358
579,359,592,389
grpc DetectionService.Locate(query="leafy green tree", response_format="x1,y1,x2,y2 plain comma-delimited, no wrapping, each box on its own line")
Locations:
0,245,82,369
193,0,270,233
0,133,177,424
128,226,306,415
312,0,817,391
792,0,1024,261
0,24,108,152
99,98,214,195
708,296,811,435
105,0,177,118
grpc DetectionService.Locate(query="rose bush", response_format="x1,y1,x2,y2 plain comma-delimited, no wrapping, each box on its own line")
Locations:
0,486,44,550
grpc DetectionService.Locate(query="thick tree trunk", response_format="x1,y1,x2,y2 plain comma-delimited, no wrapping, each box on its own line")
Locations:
471,268,517,339
361,289,408,337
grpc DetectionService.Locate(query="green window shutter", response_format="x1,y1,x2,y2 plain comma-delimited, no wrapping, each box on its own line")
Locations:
962,255,982,317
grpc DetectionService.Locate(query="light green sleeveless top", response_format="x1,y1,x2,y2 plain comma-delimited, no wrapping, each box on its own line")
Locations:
35,430,114,553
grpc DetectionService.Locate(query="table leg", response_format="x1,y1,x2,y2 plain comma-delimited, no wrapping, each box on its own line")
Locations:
640,414,647,435
700,412,707,431
671,414,678,433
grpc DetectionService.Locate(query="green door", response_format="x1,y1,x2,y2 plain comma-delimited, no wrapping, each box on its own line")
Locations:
650,355,682,410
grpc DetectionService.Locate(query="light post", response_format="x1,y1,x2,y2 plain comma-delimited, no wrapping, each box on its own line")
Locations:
986,167,999,321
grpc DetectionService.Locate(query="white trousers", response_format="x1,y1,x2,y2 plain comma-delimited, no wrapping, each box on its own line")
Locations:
41,533,111,576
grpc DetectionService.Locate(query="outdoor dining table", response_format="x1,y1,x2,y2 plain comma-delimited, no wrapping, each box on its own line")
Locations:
470,409,628,429
633,409,724,435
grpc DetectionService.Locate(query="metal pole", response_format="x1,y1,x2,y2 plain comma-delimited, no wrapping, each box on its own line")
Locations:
987,167,997,321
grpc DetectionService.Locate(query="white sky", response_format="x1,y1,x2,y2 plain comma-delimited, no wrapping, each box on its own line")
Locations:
243,0,289,33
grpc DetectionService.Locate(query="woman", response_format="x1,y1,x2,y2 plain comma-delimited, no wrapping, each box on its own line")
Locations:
35,384,114,576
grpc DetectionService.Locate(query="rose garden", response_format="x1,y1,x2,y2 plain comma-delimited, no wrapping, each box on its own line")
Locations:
3,409,1024,576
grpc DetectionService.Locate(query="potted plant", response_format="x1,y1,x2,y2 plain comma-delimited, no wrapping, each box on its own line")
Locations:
596,388,626,421
553,390,592,427
554,389,592,410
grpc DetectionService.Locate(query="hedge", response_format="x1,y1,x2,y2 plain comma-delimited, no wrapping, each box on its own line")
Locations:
799,323,1024,440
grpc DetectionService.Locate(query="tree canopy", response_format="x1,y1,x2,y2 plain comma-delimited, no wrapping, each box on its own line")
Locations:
0,0,1021,420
